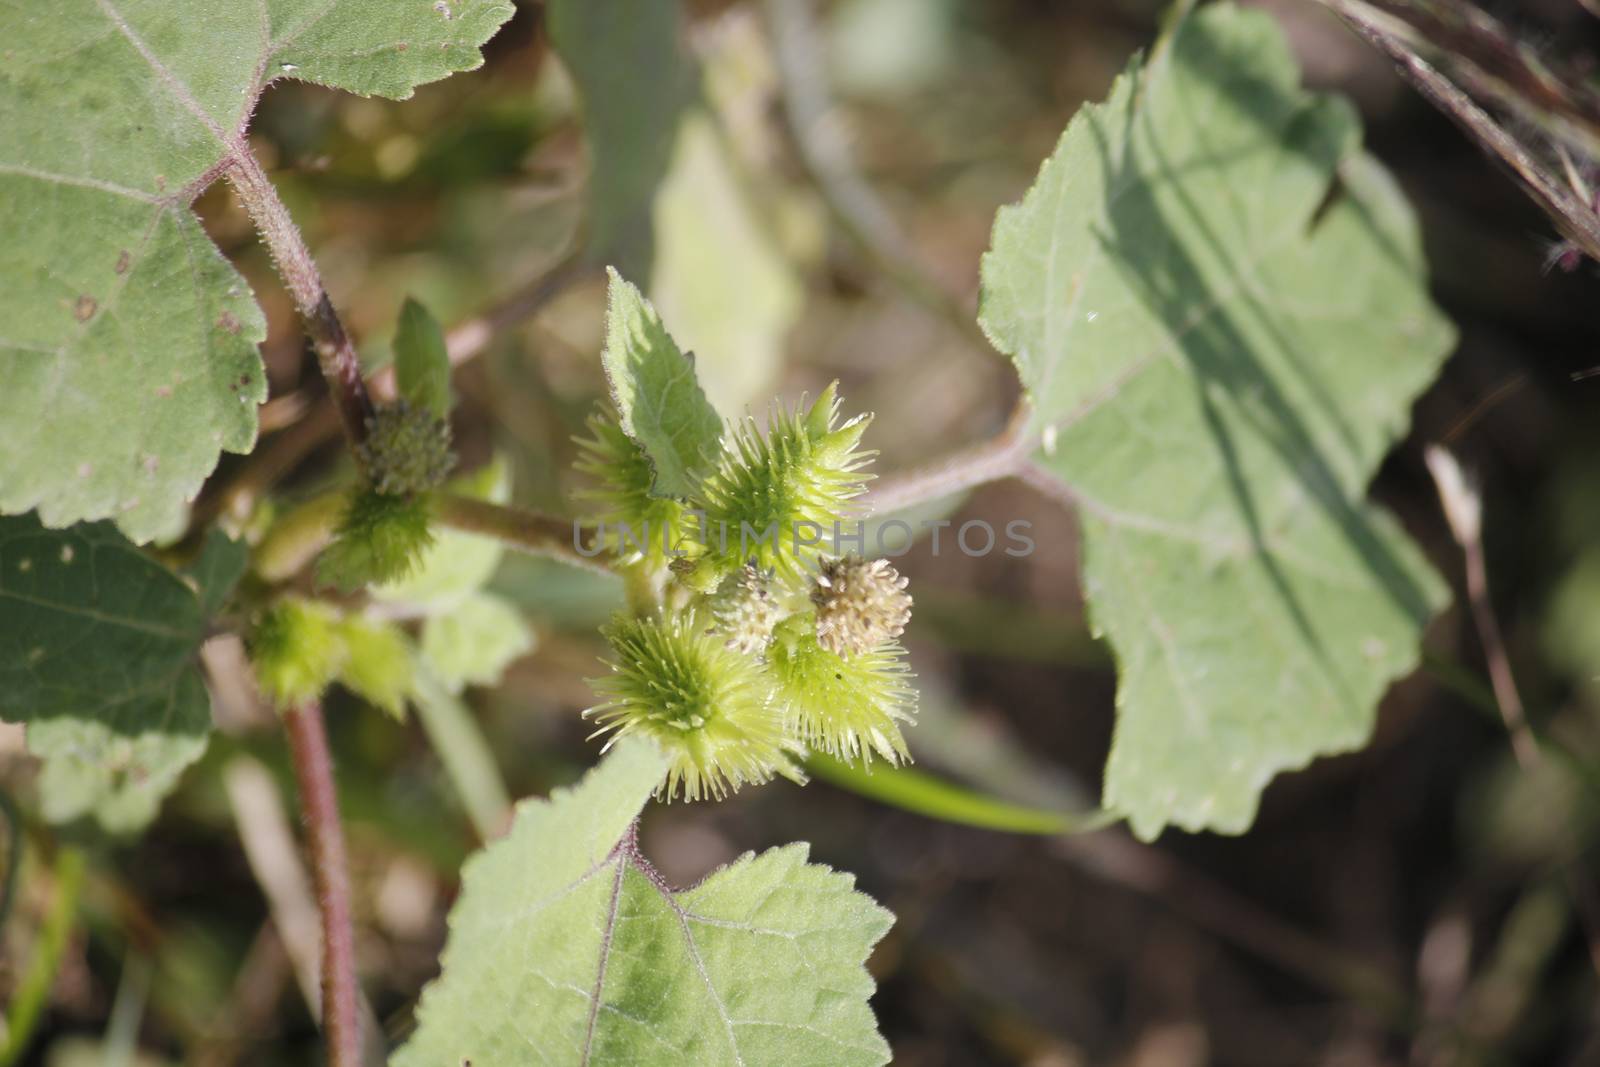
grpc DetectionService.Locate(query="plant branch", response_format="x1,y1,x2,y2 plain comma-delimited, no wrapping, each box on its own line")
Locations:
1424,447,1535,766
1425,446,1600,978
433,494,612,575
282,701,362,1067
195,251,590,530
865,403,1034,513
432,252,597,381
227,147,375,451
1316,0,1600,158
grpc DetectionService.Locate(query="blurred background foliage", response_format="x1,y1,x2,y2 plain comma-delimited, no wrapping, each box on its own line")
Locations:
5,0,1600,1064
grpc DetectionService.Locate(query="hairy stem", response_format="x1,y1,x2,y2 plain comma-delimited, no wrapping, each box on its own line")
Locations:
865,404,1034,513
227,146,376,450
434,494,612,575
283,701,362,1067
196,251,589,530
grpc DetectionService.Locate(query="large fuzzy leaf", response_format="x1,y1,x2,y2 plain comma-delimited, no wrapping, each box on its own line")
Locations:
394,739,894,1065
978,5,1454,838
0,0,513,540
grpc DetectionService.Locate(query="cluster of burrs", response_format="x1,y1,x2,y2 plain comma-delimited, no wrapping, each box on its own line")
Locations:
575,384,920,801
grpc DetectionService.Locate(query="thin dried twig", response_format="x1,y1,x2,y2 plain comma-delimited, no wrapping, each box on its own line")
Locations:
1320,0,1600,263
1425,445,1600,978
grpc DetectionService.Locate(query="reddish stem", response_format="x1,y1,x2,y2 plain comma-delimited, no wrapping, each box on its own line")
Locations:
283,701,362,1067
227,145,375,450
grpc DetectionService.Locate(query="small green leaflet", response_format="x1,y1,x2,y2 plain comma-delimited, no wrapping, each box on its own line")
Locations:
601,269,726,499
0,0,513,541
419,592,534,693
394,739,894,1066
394,297,453,418
0,514,222,832
978,5,1453,838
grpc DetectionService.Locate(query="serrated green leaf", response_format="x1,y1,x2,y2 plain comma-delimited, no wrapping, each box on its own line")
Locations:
373,456,509,608
394,739,894,1066
600,269,725,500
394,297,453,418
0,0,514,540
419,592,534,693
0,514,211,832
977,5,1453,838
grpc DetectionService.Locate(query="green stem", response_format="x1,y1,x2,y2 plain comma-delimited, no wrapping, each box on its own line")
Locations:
411,665,513,842
0,846,86,1067
806,755,1118,836
103,953,153,1067
434,495,611,575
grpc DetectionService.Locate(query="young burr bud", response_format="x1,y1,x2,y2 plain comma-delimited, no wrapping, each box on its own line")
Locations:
585,613,797,802
706,561,782,654
811,554,912,657
249,597,345,710
696,382,875,579
316,487,435,593
767,615,917,765
357,399,456,496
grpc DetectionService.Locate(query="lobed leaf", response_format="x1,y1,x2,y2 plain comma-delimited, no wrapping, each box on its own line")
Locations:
977,5,1454,837
0,0,513,540
394,739,894,1066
